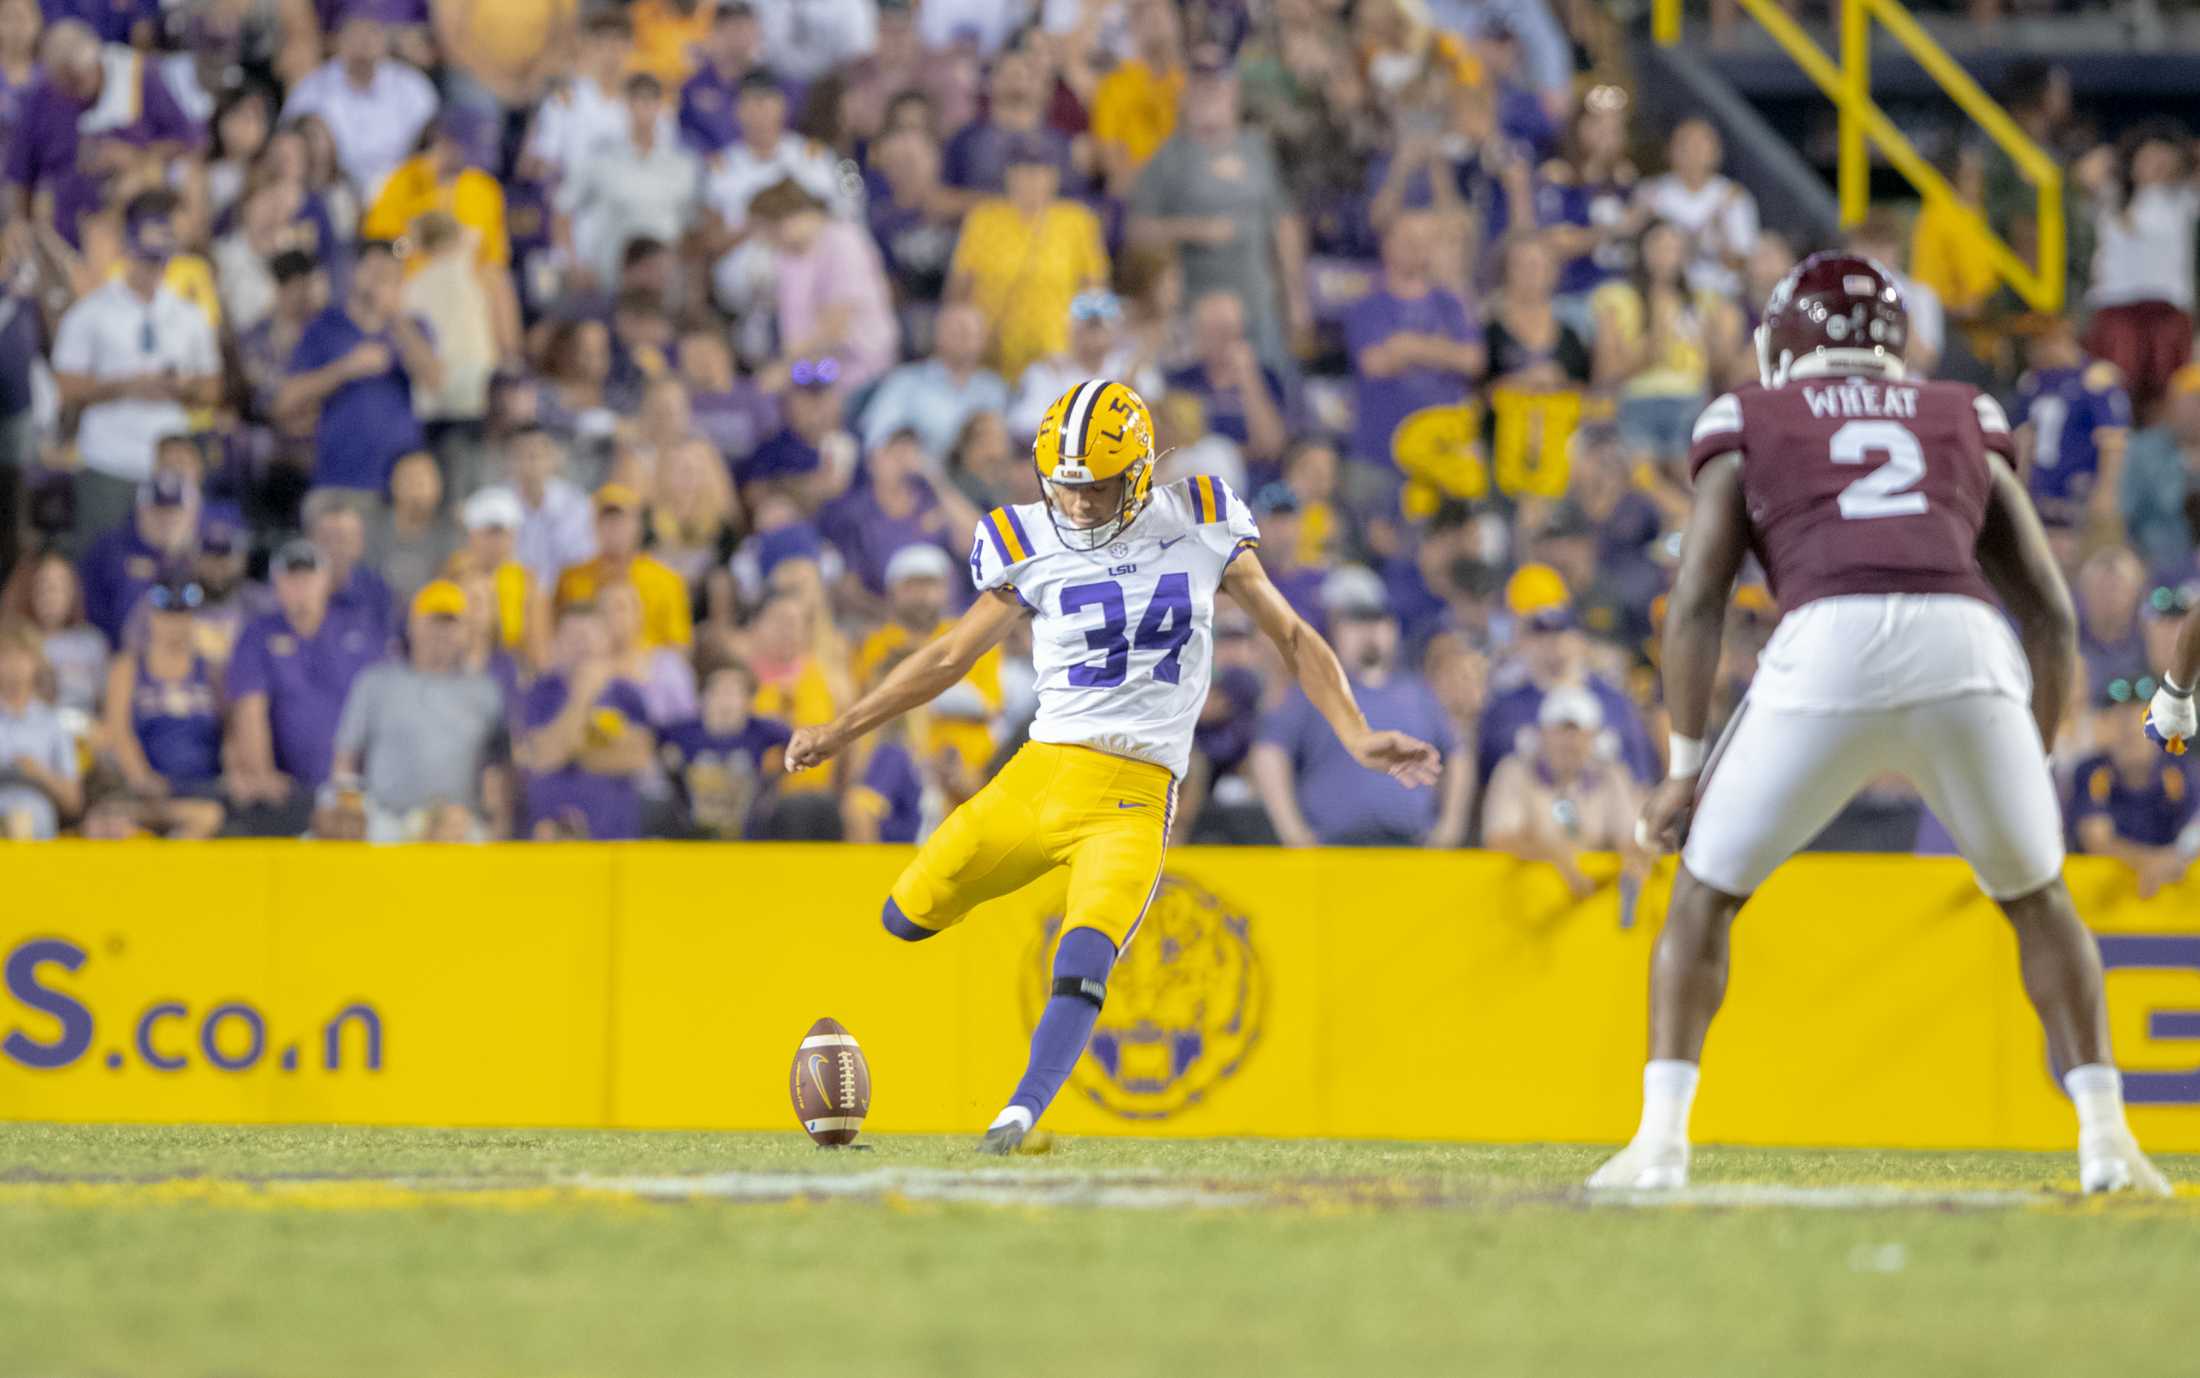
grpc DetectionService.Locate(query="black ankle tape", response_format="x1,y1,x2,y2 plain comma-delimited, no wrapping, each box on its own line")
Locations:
1053,976,1106,1009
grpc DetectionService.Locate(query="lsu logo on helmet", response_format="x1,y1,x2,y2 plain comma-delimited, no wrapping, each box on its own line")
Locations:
1022,875,1265,1121
1034,379,1156,550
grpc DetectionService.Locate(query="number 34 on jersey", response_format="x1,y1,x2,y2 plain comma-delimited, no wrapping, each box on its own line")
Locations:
969,475,1261,778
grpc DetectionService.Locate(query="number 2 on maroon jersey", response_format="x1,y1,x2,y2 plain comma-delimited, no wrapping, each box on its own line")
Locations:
1831,419,1929,520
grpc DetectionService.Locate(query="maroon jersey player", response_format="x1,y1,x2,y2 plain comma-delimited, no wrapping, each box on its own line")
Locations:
1590,253,2169,1196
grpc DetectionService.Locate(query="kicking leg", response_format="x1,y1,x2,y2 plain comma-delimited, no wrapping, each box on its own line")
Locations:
1592,702,1881,1190
979,926,1118,1155
980,753,1175,1153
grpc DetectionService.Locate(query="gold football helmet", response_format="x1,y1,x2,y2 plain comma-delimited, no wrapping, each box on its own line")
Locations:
1033,379,1156,550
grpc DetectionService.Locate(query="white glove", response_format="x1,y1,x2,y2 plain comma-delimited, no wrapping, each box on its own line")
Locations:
2146,680,2196,755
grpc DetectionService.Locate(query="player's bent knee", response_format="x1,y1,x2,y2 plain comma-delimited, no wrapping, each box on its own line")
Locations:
881,896,941,942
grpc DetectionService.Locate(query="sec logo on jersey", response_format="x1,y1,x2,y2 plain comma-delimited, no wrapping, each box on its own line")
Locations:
1022,876,1265,1121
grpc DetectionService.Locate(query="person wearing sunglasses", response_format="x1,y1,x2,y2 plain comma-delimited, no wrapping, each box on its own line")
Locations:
99,578,226,838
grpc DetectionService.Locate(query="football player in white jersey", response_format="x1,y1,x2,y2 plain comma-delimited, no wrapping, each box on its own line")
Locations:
786,379,1441,1152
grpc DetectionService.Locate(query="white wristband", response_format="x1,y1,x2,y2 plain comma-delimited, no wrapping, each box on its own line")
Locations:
1667,734,1705,779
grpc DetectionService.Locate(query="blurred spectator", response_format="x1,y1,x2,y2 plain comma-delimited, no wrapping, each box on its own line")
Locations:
332,578,509,841
859,302,1009,459
504,424,596,590
7,21,199,252
1177,610,1265,842
649,436,742,586
1091,0,1184,196
80,465,198,644
679,2,767,154
306,488,397,648
454,486,545,668
1986,62,2091,311
1475,563,1655,788
279,10,439,199
238,250,325,428
224,539,386,823
0,622,79,839
843,694,927,842
1909,143,1999,333
2070,690,2197,899
820,428,978,600
0,0,39,155
601,579,697,728
181,515,259,669
0,209,32,579
1245,481,1327,627
1846,211,1943,378
1346,211,1482,488
401,211,503,461
2123,363,2200,571
1633,119,1756,300
946,47,1071,198
1427,0,1571,122
749,0,876,83
367,451,460,613
522,10,653,180
745,586,846,812
949,136,1108,380
750,178,899,393
1593,220,1742,472
1250,564,1468,846
1010,290,1162,440
51,193,220,545
1482,684,1644,898
742,359,858,510
1166,291,1288,466
2077,120,2198,419
700,74,849,316
852,541,1001,777
678,325,778,466
556,71,703,294
2076,545,2150,695
943,408,1031,510
2,551,104,715
2015,319,2132,543
98,577,225,838
1483,233,1591,495
516,598,653,840
659,657,789,839
865,119,963,352
554,483,693,652
278,239,443,493
1128,43,1305,369
1540,84,1638,337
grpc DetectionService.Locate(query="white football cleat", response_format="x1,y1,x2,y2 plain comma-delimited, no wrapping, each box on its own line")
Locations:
2079,1132,2172,1196
1587,1137,1690,1191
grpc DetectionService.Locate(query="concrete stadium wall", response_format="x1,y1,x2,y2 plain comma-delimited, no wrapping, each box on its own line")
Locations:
3,844,2197,1152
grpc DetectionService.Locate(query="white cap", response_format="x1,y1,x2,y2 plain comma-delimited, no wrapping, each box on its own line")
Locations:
1538,685,1604,732
884,542,954,586
1320,564,1390,619
462,486,526,532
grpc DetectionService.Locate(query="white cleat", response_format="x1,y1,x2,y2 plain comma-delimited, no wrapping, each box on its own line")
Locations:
1587,1138,1690,1191
2079,1133,2173,1196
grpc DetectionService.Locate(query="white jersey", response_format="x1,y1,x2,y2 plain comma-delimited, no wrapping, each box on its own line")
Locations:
969,476,1260,778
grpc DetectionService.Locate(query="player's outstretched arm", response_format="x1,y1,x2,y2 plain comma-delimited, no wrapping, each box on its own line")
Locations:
1977,457,2079,751
1222,549,1442,787
1639,453,1750,853
2147,599,2200,755
784,589,1028,774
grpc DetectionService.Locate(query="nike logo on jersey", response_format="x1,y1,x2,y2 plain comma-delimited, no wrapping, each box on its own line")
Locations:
1116,801,1145,809
1158,535,1185,551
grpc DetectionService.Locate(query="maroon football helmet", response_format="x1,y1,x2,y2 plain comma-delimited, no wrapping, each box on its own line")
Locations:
1755,251,1909,387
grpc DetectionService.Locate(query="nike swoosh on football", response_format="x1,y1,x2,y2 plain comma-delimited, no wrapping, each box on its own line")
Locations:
1158,536,1185,550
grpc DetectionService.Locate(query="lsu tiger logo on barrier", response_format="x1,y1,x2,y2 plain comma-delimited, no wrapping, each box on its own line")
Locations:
1024,875,1265,1120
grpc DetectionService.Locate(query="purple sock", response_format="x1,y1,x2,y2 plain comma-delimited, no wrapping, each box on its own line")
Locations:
1008,926,1117,1122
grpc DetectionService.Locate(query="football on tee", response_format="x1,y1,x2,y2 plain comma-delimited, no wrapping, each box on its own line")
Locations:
790,1017,872,1146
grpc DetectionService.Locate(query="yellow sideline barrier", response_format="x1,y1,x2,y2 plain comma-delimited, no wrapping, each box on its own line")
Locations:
4,844,2197,1151
1653,0,2065,313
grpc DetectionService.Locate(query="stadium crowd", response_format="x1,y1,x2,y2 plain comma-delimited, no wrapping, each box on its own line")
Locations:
0,0,2193,890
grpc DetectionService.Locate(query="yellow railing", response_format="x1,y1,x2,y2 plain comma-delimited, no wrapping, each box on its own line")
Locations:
1653,0,2065,313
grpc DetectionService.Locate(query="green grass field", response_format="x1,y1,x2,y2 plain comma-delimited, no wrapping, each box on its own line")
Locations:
3,1126,2194,1378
